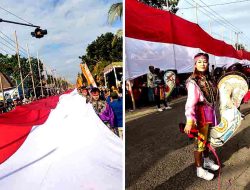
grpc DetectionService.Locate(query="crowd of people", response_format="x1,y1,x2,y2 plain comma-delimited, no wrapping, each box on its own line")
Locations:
0,88,65,114
126,66,187,111
77,85,123,139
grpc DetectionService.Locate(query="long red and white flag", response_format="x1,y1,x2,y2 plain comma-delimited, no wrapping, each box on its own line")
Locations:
125,0,250,79
0,90,122,189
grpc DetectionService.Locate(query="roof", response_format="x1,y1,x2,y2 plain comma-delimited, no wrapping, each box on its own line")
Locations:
0,72,15,91
103,62,123,74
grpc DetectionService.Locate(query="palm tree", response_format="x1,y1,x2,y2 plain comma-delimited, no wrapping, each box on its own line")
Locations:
107,2,123,25
108,2,123,47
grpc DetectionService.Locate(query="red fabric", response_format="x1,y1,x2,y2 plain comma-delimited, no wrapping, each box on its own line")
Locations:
243,91,250,103
0,95,60,164
126,0,250,60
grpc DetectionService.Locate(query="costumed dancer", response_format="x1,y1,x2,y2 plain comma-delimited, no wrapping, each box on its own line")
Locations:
184,53,219,180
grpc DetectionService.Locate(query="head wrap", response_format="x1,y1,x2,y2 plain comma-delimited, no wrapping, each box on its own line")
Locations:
194,55,208,64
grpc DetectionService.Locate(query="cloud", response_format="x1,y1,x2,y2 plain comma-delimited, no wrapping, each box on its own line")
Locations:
0,0,122,83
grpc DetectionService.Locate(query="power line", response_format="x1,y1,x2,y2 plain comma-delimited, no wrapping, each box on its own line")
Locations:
0,31,28,53
183,0,250,47
0,5,33,25
198,0,240,32
0,40,17,54
181,0,250,9
183,0,236,33
198,0,250,46
0,34,27,56
0,46,10,54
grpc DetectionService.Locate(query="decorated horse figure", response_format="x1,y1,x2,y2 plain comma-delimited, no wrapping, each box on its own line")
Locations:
209,70,248,147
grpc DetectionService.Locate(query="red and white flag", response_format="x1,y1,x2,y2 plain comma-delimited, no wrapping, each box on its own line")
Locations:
125,0,250,79
0,90,122,189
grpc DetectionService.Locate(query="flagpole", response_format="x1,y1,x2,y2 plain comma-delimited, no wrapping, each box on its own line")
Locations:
43,64,49,96
14,31,25,99
113,66,118,87
26,44,37,99
37,51,44,97
195,3,198,24
127,80,135,110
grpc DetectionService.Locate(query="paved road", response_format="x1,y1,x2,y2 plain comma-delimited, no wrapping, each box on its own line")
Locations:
126,99,250,190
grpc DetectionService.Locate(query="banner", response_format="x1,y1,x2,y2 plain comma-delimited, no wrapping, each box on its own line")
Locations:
80,63,97,87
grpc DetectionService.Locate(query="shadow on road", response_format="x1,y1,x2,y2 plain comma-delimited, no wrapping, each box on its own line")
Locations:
126,101,189,188
154,165,196,190
151,125,250,190
217,124,250,164
126,99,250,189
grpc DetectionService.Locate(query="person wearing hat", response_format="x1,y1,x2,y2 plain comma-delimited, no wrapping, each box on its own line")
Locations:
109,92,123,139
184,53,219,181
90,87,115,130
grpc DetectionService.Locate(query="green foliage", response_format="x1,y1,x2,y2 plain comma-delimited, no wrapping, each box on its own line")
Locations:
0,53,44,91
108,2,123,24
80,32,122,74
138,0,180,13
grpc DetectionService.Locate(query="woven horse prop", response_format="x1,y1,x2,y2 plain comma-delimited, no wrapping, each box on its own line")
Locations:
209,71,249,147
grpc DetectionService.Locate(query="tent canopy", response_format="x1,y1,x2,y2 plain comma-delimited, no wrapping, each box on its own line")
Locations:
103,62,123,74
0,72,14,91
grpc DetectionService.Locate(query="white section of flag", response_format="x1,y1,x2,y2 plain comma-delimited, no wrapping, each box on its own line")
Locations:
125,37,250,80
0,90,122,190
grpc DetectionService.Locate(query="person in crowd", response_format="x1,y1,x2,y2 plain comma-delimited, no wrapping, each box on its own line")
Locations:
184,53,219,181
109,92,123,139
147,66,155,104
104,89,111,104
111,86,119,95
154,68,172,111
80,86,90,103
90,87,114,130
125,81,134,111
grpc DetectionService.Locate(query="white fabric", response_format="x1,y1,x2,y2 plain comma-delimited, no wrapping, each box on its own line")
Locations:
125,37,250,80
0,90,123,190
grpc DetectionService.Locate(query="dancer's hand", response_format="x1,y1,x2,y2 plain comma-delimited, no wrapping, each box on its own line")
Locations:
184,124,192,135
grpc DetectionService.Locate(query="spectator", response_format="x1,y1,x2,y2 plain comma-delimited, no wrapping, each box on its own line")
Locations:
90,88,114,130
80,86,90,103
110,92,123,139
147,66,155,104
154,68,172,111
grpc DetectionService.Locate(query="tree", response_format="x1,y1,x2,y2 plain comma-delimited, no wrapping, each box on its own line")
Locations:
0,53,44,97
79,32,122,73
138,0,180,14
108,2,123,24
108,3,123,47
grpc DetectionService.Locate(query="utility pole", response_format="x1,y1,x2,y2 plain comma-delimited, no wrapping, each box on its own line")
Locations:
26,44,37,99
14,31,25,99
37,51,44,97
235,32,243,50
0,74,5,108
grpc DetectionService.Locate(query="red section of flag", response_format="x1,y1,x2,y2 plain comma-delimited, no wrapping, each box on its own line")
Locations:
0,96,60,164
125,0,250,60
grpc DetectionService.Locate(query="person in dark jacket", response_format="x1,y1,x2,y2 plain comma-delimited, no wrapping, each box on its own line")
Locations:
109,92,123,139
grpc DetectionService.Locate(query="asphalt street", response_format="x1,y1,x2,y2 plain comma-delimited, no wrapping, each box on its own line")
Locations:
125,99,250,190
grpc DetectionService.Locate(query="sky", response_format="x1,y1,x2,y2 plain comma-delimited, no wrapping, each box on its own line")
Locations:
176,0,250,49
0,0,122,83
